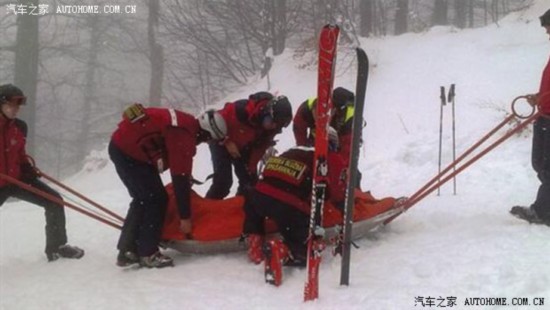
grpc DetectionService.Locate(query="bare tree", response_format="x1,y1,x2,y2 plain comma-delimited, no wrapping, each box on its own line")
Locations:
453,0,467,28
359,0,374,37
160,0,301,108
148,0,163,105
432,0,449,26
14,0,39,153
395,0,409,35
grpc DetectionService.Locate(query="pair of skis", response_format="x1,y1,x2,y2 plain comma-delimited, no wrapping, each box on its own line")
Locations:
303,24,370,301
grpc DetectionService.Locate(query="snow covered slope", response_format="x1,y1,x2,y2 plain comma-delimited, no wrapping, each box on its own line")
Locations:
1,2,549,309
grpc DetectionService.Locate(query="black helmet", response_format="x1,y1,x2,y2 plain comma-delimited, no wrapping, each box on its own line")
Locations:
540,9,550,26
266,96,292,128
0,84,26,105
332,87,354,110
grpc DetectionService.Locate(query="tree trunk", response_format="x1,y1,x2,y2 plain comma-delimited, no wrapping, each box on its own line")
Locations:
14,0,39,153
432,0,448,26
454,0,466,28
270,0,287,56
148,0,164,106
360,0,375,37
79,15,101,164
468,0,474,28
395,0,408,35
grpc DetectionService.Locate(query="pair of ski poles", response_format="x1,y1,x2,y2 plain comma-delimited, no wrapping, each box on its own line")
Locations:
437,84,457,196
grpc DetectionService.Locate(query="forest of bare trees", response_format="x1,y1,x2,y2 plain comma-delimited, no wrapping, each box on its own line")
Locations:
0,0,533,177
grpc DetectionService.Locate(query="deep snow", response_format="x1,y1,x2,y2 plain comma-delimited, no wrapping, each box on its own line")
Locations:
1,2,550,309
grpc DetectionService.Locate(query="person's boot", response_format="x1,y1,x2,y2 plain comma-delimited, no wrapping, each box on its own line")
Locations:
46,244,85,262
139,251,174,268
510,206,549,226
246,234,264,264
263,239,290,286
116,251,139,267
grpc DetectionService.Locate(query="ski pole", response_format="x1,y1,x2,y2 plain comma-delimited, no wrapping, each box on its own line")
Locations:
0,173,122,230
437,86,446,196
448,84,457,195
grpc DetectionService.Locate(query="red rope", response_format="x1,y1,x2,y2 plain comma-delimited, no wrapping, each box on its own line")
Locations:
0,173,122,230
39,172,125,223
406,111,540,210
385,96,541,225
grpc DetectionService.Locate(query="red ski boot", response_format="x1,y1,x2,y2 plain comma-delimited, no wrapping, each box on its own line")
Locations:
246,234,264,264
263,239,290,286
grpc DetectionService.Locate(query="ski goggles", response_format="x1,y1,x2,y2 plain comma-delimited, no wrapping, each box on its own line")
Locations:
3,96,27,105
541,14,550,27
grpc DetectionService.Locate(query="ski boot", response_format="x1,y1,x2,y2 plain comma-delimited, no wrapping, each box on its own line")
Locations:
139,251,174,268
116,250,139,267
263,239,290,286
46,244,85,262
510,206,550,226
246,234,264,264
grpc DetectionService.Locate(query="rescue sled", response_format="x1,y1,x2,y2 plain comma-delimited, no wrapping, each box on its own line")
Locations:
161,184,404,255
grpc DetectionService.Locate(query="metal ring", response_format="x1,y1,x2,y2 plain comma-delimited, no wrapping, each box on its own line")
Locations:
511,96,535,119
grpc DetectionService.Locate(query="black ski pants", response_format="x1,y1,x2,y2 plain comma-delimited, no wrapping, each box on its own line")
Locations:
205,142,255,199
109,142,167,257
531,116,550,220
243,189,309,262
0,179,67,254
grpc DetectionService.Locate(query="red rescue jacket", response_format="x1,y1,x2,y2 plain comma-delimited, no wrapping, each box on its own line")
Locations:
0,117,31,188
219,92,281,173
539,55,550,115
255,147,347,214
111,107,200,218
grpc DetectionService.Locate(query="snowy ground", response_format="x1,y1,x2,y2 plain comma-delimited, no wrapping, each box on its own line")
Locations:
2,2,550,309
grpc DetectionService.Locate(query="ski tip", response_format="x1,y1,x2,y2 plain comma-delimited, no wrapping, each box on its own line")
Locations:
355,48,368,60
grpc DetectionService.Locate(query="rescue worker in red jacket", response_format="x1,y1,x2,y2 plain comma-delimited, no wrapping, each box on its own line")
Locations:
0,84,84,262
205,92,293,199
242,128,346,286
110,104,227,268
293,87,356,164
510,9,550,226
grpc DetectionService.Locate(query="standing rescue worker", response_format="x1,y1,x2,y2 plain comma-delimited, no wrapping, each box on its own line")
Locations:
0,84,84,262
110,104,227,268
510,9,550,226
205,92,293,199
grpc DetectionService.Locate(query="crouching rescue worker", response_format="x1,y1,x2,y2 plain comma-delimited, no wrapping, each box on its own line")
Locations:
0,84,84,262
110,104,227,268
205,93,293,199
242,128,346,286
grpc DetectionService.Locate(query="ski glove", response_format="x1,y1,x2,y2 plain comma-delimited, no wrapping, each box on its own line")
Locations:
20,162,40,181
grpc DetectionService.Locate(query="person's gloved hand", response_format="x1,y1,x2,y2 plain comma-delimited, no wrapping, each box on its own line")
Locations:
224,140,241,158
20,162,40,182
179,218,192,235
526,93,539,107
